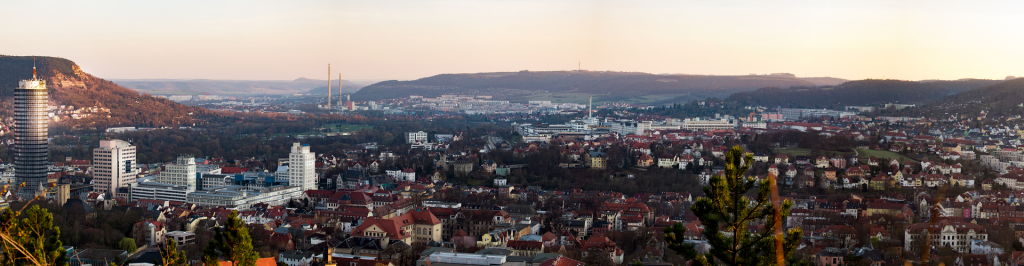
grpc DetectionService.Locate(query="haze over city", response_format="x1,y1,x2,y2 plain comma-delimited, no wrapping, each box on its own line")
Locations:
4,0,1024,81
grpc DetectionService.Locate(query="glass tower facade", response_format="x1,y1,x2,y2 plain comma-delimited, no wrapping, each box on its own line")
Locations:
15,78,48,194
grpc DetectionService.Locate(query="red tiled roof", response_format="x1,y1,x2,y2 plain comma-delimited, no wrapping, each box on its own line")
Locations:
540,257,584,266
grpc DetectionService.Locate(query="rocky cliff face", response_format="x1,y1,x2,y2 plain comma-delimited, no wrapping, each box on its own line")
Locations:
47,64,88,90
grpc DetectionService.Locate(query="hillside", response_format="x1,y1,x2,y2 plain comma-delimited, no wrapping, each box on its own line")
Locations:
726,79,1001,108
351,71,841,103
896,78,1024,117
113,78,366,95
0,55,212,129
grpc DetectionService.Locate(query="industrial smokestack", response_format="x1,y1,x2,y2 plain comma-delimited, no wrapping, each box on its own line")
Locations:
589,96,593,118
327,64,332,109
344,73,348,107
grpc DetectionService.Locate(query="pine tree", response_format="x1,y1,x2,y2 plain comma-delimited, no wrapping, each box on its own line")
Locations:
0,205,68,266
160,239,188,266
202,210,258,266
664,146,802,266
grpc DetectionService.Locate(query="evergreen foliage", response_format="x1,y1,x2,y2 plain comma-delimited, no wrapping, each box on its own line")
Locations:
0,205,69,266
160,238,188,266
202,210,258,266
664,146,802,266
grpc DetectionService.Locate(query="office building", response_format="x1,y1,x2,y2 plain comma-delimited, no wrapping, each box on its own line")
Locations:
131,182,190,203
15,66,49,196
289,143,316,191
92,140,138,198
406,131,429,144
186,185,303,209
157,156,197,192
681,117,737,131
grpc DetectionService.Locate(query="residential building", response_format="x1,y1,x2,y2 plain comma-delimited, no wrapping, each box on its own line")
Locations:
165,231,195,246
351,208,443,244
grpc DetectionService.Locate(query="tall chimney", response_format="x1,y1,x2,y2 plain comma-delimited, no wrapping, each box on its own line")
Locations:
327,64,332,109
588,96,593,118
344,72,348,107
339,73,342,106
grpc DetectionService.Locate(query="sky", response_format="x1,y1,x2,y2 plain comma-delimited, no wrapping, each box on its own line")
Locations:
3,0,1024,81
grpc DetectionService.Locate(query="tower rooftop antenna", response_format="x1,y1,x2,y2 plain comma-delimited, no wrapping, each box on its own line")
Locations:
32,57,37,80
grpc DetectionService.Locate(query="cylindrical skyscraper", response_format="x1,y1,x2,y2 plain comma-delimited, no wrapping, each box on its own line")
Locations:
16,65,49,195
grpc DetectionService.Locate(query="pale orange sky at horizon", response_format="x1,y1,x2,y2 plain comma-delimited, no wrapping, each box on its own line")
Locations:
3,0,1024,81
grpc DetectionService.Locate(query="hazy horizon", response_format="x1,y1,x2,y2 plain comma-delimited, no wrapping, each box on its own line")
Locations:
4,0,1024,81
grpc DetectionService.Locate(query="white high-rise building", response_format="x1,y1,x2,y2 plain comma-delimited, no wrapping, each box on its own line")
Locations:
93,140,138,198
406,131,429,144
157,156,197,192
289,143,316,191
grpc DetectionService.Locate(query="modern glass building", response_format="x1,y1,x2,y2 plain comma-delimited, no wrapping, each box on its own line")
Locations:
15,73,49,195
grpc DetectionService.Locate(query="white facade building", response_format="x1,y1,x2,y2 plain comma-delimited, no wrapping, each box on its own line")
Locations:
406,131,429,144
289,143,317,191
186,185,303,209
92,139,138,198
157,156,197,192
165,231,196,246
611,121,652,135
131,181,190,202
681,117,737,131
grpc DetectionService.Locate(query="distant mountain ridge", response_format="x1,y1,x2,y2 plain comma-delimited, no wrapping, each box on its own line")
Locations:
725,79,1002,108
0,55,210,128
113,78,366,95
351,71,847,103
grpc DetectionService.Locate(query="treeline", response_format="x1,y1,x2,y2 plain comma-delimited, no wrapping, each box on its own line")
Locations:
896,78,1024,117
103,118,503,164
747,130,858,153
352,71,818,101
10,201,140,250
726,79,1000,109
463,146,706,196
618,100,750,119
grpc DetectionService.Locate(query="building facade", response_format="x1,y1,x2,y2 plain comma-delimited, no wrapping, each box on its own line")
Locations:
289,143,316,191
905,222,988,253
157,156,197,192
92,140,138,198
15,75,49,195
406,131,429,144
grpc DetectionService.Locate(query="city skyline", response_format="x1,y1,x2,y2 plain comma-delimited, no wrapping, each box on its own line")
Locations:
3,1,1024,82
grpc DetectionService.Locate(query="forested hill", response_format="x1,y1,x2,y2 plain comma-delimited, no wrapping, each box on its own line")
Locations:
725,79,1001,108
351,71,845,102
0,55,213,129
894,78,1024,117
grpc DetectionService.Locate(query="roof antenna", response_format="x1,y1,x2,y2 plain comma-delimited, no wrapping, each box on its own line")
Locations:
33,57,37,80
